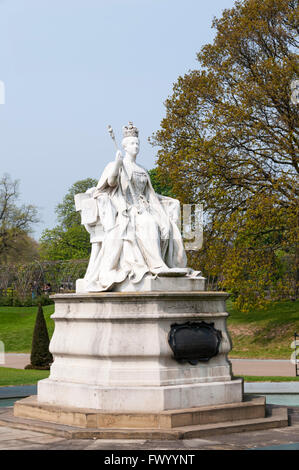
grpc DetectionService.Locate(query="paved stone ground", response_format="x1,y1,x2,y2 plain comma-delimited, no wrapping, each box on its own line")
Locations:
0,406,298,450
1,354,296,376
1,353,30,369
231,359,296,377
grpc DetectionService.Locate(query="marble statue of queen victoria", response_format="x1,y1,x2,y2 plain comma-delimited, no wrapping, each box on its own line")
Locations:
75,122,198,292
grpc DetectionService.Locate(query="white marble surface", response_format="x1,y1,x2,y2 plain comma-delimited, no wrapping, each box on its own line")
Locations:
76,275,206,293
74,122,200,293
38,379,243,412
37,291,243,412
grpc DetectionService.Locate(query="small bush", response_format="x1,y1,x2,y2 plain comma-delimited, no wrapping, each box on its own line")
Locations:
32,295,54,306
26,304,53,370
12,297,23,307
0,296,13,306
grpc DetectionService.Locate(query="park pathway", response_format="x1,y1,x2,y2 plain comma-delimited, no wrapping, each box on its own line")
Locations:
1,354,297,377
1,353,30,369
231,358,295,377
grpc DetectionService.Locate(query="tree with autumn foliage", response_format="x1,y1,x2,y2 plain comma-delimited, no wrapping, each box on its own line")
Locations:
151,0,298,310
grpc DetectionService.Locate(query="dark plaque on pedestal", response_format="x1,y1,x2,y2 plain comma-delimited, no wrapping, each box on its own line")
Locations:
168,321,222,365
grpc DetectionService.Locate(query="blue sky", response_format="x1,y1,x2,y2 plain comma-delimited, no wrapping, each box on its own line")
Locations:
0,0,236,239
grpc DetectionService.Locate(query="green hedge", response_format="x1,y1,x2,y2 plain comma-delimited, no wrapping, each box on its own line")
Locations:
0,294,54,307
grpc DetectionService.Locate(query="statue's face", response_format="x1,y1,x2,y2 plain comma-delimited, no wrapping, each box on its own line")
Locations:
123,137,140,157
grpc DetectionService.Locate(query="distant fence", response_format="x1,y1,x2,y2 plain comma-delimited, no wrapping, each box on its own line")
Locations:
0,259,88,304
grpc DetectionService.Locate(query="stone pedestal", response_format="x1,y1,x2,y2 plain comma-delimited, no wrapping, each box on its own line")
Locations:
76,274,206,293
36,291,243,412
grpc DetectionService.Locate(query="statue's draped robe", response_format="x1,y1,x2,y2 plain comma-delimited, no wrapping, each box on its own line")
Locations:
79,161,187,292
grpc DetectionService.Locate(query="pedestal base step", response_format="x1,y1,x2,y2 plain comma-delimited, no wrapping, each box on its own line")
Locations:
0,406,288,441
0,396,288,440
14,395,266,429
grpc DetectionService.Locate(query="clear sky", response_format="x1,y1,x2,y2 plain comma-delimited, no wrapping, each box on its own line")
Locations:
0,0,236,239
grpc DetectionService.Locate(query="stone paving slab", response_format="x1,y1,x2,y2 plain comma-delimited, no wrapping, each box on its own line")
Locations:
0,405,295,450
0,418,299,450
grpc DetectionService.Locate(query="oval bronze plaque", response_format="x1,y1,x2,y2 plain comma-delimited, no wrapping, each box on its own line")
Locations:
168,321,222,365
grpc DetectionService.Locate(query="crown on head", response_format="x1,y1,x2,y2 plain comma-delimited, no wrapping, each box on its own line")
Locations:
122,122,139,138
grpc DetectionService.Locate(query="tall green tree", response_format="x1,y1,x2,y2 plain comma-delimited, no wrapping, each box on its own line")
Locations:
148,168,175,197
40,178,97,260
55,178,98,229
151,0,299,309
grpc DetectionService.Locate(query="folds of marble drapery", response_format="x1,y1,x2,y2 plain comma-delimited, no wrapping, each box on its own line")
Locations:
75,162,187,292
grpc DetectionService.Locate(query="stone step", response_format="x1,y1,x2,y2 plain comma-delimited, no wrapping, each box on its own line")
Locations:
168,397,266,427
174,407,288,439
0,405,288,440
13,395,266,429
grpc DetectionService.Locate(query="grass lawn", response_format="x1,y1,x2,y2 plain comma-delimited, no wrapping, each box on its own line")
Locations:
0,367,50,386
238,375,299,382
227,299,299,359
0,304,54,353
0,299,298,359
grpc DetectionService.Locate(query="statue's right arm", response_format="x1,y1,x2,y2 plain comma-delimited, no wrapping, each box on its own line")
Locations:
107,152,123,187
93,152,123,197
